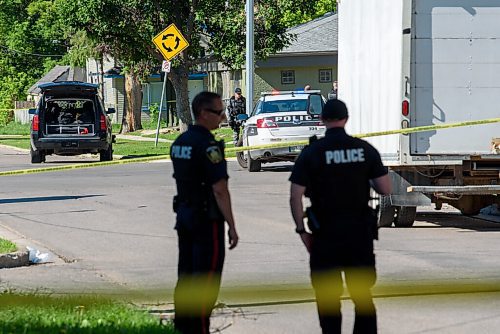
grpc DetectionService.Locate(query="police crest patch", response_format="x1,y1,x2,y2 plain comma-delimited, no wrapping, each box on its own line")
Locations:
206,145,223,164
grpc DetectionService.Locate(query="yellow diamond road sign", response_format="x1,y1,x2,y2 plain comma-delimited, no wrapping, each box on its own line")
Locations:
152,24,189,61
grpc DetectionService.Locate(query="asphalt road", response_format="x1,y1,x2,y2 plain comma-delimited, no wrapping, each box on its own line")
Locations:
1,146,500,333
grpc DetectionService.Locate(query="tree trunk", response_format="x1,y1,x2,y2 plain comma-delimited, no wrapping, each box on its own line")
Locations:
170,66,192,132
121,70,143,134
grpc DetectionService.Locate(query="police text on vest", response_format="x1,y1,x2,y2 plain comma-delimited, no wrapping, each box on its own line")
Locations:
171,145,192,159
325,148,365,164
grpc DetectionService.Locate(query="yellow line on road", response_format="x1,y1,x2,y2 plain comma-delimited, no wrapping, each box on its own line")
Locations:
0,155,170,177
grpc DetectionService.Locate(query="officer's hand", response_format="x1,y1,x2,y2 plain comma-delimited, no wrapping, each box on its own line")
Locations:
300,233,313,254
228,228,239,250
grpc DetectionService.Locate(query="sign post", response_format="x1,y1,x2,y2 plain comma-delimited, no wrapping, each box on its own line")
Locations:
155,60,171,147
152,24,189,147
246,0,254,116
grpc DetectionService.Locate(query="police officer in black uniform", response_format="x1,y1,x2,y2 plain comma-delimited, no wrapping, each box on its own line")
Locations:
328,80,338,100
289,99,391,334
171,91,239,334
226,87,246,145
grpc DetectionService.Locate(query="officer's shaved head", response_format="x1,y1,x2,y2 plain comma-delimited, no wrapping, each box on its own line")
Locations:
192,91,222,119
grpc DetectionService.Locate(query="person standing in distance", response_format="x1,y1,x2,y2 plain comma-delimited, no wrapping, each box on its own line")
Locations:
289,99,391,334
171,91,239,334
328,80,338,100
226,87,246,145
304,84,312,91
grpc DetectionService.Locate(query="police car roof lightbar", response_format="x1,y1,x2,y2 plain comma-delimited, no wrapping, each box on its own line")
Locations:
260,90,322,96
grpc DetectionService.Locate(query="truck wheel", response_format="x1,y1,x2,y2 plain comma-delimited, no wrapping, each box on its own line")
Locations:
100,144,113,162
378,195,396,227
248,156,261,172
394,206,416,227
460,209,481,216
30,147,43,164
236,138,247,168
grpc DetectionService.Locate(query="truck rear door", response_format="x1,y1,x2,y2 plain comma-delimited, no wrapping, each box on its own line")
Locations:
411,1,500,155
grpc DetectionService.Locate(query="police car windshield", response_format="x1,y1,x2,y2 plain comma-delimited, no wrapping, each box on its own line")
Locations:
257,99,308,115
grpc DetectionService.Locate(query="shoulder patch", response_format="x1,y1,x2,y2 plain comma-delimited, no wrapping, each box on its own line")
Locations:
206,145,223,164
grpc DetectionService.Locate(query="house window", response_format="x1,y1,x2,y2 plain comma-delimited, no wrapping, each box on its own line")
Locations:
319,69,332,83
281,70,295,85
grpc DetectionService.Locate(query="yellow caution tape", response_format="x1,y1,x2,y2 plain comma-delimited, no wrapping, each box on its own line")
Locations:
225,117,500,153
1,117,500,176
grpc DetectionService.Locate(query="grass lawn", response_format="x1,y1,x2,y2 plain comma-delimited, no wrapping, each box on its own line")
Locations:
0,138,172,157
0,294,174,334
0,122,30,135
113,140,170,157
0,238,16,254
0,138,30,150
139,127,234,142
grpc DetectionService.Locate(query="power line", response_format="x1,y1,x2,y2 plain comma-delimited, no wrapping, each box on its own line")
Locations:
0,45,64,58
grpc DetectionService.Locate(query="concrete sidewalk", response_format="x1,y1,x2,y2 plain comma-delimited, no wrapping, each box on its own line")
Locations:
115,134,172,143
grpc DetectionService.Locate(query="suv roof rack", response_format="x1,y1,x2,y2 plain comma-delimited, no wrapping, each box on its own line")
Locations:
260,90,322,97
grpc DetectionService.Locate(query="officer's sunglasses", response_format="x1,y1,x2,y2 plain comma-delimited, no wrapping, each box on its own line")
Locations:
204,108,225,116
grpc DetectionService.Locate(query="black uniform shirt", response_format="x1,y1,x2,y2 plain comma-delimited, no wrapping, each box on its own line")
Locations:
289,127,387,214
171,125,228,202
228,96,246,117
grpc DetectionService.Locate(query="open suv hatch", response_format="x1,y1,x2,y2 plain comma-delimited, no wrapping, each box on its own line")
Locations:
29,82,115,163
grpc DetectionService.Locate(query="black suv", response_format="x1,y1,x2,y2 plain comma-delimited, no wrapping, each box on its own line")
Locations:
29,82,115,163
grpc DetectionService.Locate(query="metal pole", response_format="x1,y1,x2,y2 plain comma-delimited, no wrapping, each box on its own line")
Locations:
245,0,254,115
155,73,168,147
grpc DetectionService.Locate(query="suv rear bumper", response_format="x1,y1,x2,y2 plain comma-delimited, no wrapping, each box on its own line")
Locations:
32,135,110,153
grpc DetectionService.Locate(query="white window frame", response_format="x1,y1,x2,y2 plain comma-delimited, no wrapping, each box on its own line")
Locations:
281,70,295,85
319,69,332,83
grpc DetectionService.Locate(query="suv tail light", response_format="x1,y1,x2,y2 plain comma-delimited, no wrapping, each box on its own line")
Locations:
32,115,39,131
100,114,107,131
257,118,278,128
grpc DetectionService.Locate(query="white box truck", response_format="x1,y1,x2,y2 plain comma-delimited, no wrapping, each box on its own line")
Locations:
338,0,500,226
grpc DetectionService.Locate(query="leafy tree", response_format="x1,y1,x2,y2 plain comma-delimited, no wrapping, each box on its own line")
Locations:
282,0,337,27
56,0,319,131
0,0,75,124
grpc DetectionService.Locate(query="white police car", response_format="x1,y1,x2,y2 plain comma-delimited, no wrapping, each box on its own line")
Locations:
237,90,326,172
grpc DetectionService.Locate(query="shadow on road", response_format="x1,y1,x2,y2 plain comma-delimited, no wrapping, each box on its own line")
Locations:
0,194,104,204
415,212,500,232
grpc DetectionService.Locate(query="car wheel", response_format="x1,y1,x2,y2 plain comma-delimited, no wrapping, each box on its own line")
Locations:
30,147,43,164
100,144,113,162
248,155,261,172
236,138,247,169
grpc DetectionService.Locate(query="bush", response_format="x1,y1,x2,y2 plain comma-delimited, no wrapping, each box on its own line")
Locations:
0,109,14,126
148,103,158,125
147,104,168,129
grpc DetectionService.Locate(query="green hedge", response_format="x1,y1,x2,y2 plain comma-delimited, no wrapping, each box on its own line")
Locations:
0,110,14,126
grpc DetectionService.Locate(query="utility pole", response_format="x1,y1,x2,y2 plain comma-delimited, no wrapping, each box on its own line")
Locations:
245,0,254,115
